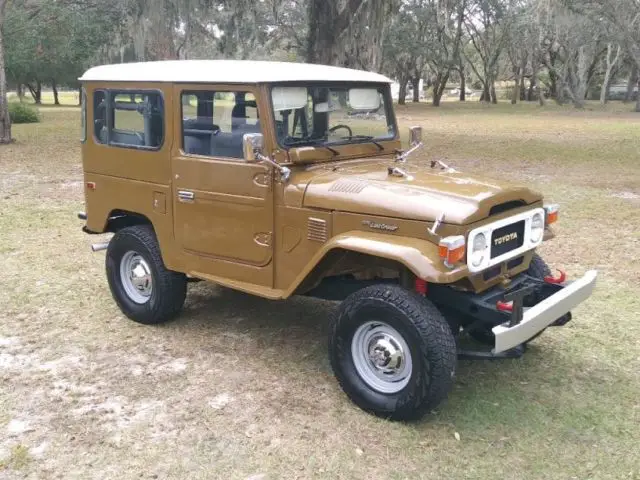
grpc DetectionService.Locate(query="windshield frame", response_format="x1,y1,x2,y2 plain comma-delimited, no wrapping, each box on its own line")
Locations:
268,81,398,152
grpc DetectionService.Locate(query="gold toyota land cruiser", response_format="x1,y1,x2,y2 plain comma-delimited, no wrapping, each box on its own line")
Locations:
78,60,597,420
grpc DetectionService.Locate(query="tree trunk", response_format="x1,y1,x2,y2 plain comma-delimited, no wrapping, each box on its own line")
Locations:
480,82,490,102
490,82,497,104
624,65,638,103
511,68,520,105
398,78,408,106
528,78,535,101
636,79,640,112
52,81,60,106
307,0,392,71
411,77,420,103
17,84,24,102
548,69,558,99
78,86,82,106
432,71,450,107
27,81,42,104
459,67,466,102
528,72,536,101
0,0,11,145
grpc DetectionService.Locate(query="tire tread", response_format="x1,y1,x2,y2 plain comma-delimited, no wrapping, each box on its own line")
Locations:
106,225,186,324
330,284,456,420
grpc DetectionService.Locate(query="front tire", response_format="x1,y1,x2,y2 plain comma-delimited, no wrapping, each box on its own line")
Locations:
106,225,187,324
329,285,457,421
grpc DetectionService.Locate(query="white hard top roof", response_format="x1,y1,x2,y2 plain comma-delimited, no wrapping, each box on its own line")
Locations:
80,60,392,84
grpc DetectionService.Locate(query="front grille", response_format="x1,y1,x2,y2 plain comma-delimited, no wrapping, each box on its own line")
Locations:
490,220,525,258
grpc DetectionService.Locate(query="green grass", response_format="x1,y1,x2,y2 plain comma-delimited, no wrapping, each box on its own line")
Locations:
0,102,638,479
7,90,80,106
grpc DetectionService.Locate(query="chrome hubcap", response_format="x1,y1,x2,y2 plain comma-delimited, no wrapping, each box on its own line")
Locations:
120,251,153,304
351,321,412,394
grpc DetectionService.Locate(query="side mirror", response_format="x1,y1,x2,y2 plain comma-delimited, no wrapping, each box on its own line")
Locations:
396,126,424,163
409,126,422,146
243,133,264,163
242,132,292,182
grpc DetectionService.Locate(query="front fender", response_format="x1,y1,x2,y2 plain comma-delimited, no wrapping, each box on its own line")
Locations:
283,231,469,298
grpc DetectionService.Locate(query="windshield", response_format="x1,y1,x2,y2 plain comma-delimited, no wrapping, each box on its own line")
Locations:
271,84,395,149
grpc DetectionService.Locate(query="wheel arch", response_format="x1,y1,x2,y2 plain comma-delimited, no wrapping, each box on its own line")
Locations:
284,232,468,298
105,209,153,233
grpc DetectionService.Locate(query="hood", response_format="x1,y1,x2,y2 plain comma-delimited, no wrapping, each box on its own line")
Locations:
294,160,542,225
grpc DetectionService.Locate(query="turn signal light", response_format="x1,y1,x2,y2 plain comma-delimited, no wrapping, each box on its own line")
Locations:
438,235,466,268
544,204,559,225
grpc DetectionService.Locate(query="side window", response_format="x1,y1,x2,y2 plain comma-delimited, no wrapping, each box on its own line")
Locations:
181,90,259,159
93,89,164,150
111,92,164,149
94,90,107,143
80,88,87,143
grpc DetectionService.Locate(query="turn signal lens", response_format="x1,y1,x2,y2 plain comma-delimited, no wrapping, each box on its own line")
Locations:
438,235,466,268
544,204,559,225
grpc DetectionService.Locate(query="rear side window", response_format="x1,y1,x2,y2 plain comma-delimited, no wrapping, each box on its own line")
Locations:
181,90,259,159
94,90,107,142
80,88,87,142
93,90,164,150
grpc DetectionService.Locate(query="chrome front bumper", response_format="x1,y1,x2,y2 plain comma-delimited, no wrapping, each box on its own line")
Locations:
492,270,598,353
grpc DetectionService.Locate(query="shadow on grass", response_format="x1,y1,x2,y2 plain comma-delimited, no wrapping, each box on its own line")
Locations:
155,282,634,442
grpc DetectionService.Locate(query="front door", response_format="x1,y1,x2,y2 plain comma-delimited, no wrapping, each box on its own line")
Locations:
171,84,274,286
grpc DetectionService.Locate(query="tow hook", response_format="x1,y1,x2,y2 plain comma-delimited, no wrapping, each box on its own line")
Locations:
544,270,567,284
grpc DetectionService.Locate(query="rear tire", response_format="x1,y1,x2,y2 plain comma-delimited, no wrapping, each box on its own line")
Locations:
106,225,187,324
329,285,457,421
467,253,552,346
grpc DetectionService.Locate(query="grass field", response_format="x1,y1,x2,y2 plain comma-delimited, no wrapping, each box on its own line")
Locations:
0,101,639,479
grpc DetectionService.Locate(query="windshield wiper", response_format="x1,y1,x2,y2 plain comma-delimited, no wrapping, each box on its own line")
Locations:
339,135,384,151
284,137,339,156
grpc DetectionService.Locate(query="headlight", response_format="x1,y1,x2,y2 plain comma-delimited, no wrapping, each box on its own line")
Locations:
470,233,487,267
530,212,544,243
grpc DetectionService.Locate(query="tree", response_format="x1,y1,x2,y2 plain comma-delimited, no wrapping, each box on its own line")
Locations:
383,1,427,105
0,0,10,144
426,0,467,106
464,0,515,104
600,42,621,104
583,0,640,111
307,0,397,71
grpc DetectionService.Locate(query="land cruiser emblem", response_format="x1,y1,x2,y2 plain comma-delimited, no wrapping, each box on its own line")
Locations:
494,232,518,245
362,220,399,232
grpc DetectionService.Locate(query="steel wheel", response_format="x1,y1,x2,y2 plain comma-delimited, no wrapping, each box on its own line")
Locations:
119,250,153,304
351,321,413,394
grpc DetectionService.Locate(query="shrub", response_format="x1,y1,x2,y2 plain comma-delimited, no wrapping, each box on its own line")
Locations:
8,103,40,124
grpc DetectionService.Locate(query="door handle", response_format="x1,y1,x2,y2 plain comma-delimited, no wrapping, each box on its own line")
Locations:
178,190,195,201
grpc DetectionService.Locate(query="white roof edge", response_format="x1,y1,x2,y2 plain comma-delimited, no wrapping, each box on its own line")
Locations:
79,60,392,84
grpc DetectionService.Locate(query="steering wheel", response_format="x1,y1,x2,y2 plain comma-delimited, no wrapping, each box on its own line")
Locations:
329,124,353,138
